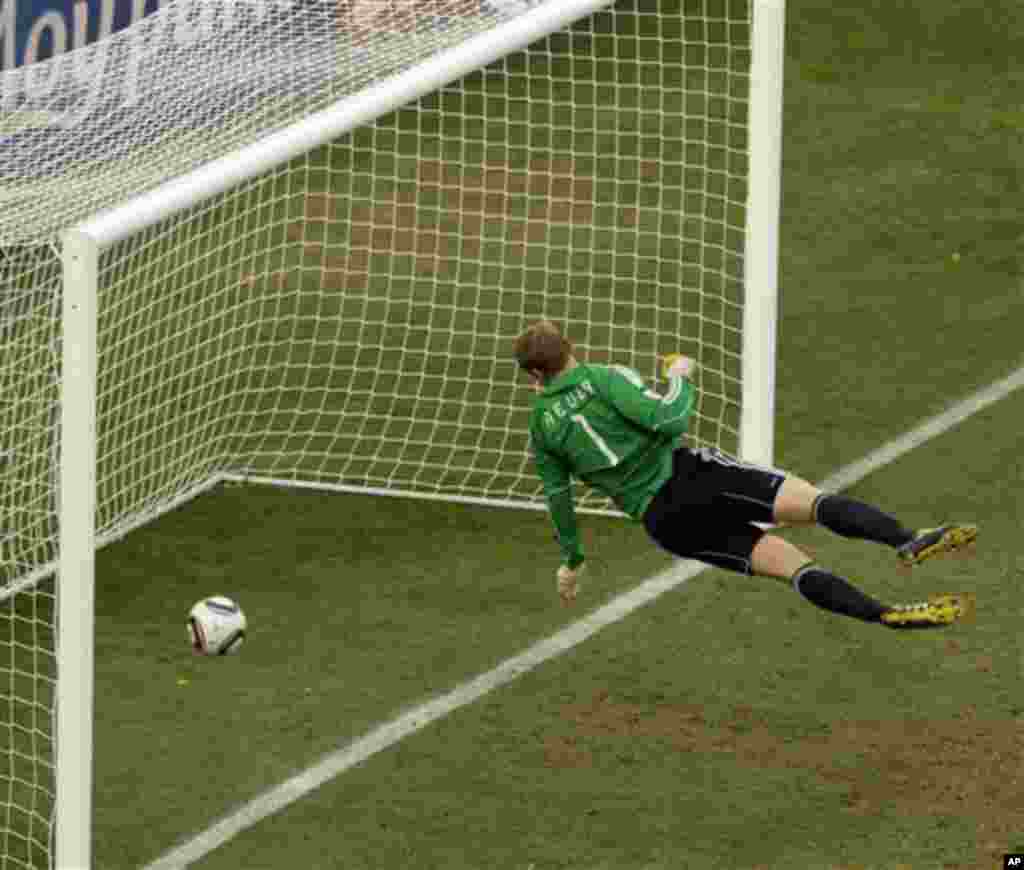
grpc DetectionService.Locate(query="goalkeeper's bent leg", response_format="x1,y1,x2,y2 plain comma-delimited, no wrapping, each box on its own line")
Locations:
751,534,887,623
812,493,915,549
789,564,889,623
772,476,914,549
750,535,968,628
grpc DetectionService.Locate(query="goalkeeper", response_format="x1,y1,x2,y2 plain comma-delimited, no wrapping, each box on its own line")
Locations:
514,320,977,629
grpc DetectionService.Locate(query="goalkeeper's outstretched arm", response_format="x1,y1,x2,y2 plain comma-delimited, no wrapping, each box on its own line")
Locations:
598,355,698,439
532,445,586,605
532,444,584,571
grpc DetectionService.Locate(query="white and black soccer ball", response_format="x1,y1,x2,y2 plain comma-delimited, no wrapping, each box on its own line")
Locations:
188,596,246,656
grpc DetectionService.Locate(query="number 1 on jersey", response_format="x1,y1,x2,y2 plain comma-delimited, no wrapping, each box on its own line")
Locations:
571,414,620,466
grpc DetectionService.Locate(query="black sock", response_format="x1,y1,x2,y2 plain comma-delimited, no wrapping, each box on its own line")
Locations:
813,494,914,549
792,565,888,623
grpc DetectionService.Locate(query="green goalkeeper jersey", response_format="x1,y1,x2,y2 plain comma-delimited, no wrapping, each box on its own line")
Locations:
527,362,697,568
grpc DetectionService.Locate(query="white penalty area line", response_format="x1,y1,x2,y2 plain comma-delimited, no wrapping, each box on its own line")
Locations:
144,362,1024,870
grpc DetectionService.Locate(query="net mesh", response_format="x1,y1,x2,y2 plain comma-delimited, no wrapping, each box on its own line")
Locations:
1,0,542,245
0,0,752,864
0,244,59,867
89,0,750,526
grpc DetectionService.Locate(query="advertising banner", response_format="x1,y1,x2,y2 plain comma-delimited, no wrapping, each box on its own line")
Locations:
0,0,164,71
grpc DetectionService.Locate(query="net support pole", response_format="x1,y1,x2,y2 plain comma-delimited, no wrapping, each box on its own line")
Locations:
740,0,784,466
57,229,99,870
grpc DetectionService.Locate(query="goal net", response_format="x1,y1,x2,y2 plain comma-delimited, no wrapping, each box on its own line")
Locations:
0,0,778,863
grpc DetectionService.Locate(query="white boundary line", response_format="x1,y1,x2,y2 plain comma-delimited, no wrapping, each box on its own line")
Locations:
143,363,1024,870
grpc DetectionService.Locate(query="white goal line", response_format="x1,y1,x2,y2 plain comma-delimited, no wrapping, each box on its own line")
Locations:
143,360,1024,869
0,474,622,604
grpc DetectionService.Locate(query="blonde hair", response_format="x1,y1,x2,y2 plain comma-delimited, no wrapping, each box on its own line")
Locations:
513,320,573,380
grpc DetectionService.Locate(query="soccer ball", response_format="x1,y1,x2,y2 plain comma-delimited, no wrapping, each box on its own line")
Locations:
188,596,246,656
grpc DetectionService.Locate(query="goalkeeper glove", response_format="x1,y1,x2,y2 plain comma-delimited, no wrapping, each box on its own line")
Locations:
557,563,584,606
661,353,696,380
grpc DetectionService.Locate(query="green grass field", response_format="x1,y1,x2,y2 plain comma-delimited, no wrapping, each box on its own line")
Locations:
2,0,1023,867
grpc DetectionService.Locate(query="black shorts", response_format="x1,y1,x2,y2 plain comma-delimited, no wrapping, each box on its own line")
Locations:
641,447,787,574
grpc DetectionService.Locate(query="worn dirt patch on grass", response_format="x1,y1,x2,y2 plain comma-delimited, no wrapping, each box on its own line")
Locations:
548,691,1023,868
289,157,607,280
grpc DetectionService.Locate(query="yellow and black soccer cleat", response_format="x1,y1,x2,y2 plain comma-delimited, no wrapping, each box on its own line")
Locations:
897,524,977,566
880,593,974,629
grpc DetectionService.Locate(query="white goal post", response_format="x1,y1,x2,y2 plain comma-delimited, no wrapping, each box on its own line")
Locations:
1,0,784,865
742,0,783,468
